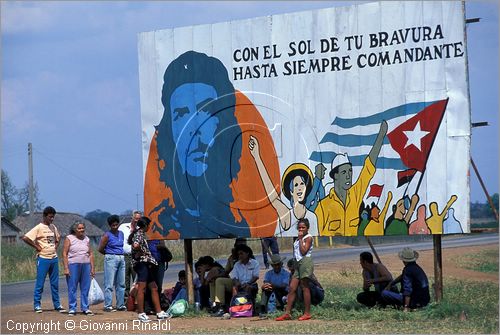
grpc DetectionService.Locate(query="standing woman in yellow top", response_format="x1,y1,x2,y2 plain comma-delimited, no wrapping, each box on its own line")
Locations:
276,218,314,321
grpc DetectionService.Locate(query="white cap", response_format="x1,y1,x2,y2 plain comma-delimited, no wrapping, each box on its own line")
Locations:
331,153,350,171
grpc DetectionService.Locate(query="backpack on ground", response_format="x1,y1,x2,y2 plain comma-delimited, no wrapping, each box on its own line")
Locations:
229,293,253,318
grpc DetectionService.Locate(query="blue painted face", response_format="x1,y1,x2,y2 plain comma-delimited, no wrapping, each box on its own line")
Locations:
170,83,219,177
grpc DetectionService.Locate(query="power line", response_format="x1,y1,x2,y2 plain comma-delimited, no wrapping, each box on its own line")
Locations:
33,147,134,207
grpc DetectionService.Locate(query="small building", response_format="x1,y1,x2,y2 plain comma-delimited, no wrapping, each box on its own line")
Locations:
1,217,21,245
13,212,105,245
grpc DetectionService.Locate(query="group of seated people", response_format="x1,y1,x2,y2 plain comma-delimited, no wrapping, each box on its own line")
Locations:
160,242,429,317
357,247,430,311
164,238,325,318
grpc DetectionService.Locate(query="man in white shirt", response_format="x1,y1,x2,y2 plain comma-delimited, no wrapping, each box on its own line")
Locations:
119,210,141,299
230,244,260,298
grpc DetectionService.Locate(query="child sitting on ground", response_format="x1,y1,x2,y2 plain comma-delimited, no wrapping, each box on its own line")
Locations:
171,270,187,302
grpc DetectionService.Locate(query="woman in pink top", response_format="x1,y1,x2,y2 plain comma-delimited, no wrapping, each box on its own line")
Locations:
62,222,95,316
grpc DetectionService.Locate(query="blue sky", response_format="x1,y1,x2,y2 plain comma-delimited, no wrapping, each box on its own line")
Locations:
1,1,498,216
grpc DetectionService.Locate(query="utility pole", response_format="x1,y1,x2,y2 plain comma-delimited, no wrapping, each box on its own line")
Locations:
28,143,34,216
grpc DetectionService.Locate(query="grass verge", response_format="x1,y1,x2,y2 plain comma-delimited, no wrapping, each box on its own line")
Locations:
452,246,499,273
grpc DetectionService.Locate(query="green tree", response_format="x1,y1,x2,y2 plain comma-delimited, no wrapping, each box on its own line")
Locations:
1,170,18,220
85,209,112,230
1,170,44,220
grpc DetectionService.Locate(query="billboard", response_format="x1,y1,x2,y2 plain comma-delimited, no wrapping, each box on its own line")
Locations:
138,1,470,239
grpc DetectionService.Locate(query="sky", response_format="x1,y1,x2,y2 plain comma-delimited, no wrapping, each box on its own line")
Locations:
1,1,498,216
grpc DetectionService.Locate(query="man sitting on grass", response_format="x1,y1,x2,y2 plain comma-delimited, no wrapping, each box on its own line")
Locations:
259,254,290,317
381,247,430,311
356,251,395,308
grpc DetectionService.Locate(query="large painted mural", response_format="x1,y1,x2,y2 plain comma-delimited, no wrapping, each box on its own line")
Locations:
139,1,470,239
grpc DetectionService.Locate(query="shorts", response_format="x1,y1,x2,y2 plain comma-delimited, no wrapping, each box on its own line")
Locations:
292,256,314,280
134,262,158,284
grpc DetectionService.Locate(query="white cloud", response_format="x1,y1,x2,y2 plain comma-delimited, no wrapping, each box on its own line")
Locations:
1,1,59,34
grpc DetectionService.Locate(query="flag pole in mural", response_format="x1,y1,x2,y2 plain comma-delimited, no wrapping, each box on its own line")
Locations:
139,1,470,240
387,98,449,194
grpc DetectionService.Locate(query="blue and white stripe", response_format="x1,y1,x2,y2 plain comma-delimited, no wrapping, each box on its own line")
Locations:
309,101,437,170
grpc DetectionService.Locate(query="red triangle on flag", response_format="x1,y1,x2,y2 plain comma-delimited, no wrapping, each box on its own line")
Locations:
387,99,448,172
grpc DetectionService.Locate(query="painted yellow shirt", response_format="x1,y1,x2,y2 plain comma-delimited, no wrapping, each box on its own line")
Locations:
315,157,376,236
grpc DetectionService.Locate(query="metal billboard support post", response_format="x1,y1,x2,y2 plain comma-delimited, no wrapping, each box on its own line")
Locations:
433,234,443,302
365,236,382,264
471,158,499,222
184,239,195,305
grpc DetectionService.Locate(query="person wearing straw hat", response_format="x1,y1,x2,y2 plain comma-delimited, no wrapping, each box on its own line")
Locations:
259,254,290,317
249,135,318,235
315,120,388,236
381,247,430,311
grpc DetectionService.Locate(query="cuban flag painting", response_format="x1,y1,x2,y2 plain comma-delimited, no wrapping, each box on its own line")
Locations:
310,98,464,236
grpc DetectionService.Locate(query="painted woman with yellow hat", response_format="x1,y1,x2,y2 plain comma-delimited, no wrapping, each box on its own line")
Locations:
248,135,318,236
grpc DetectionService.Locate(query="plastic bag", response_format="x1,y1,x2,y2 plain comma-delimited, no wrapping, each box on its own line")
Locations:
166,299,187,317
88,278,104,305
268,292,277,313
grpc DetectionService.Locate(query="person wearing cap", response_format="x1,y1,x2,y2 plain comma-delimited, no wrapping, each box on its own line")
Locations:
315,120,388,236
259,254,290,316
249,135,318,235
381,247,430,311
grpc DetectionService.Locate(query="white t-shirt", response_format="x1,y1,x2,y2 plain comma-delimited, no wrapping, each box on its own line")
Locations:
293,233,313,261
229,258,260,284
118,222,133,254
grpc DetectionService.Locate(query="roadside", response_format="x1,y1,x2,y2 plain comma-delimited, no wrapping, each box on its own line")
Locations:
1,243,497,334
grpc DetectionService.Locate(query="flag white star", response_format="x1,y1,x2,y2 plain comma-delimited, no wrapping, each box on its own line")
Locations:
403,121,430,151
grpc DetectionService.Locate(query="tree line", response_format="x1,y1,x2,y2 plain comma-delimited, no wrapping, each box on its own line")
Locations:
1,169,498,226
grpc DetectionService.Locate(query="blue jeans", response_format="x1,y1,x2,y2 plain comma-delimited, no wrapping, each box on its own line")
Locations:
34,257,61,309
381,290,403,306
66,263,91,312
103,254,125,309
172,287,187,303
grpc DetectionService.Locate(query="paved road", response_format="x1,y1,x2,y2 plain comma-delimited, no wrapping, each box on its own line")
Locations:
2,233,497,307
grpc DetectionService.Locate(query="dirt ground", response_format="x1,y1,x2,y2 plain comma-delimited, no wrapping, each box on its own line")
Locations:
1,244,497,334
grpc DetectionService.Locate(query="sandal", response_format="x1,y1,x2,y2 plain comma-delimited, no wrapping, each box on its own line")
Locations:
298,313,312,321
276,313,292,321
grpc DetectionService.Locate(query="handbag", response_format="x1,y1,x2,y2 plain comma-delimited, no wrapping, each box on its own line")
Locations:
159,247,173,263
88,278,104,305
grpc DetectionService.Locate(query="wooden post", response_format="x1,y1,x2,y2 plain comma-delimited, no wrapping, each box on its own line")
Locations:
433,234,443,302
183,239,195,305
314,236,319,248
365,236,382,264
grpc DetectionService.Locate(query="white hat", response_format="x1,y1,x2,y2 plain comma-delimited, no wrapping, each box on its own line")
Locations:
331,153,351,171
398,247,419,262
